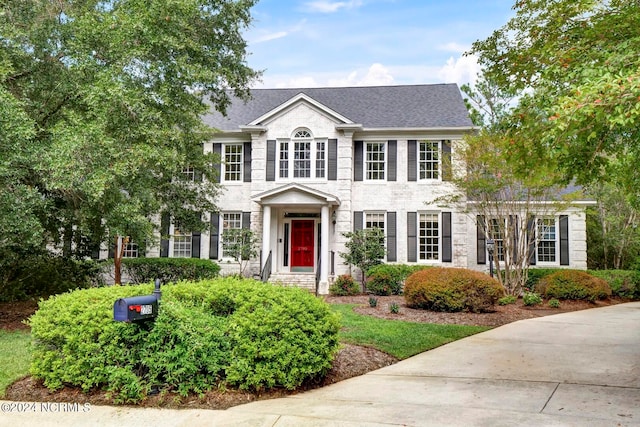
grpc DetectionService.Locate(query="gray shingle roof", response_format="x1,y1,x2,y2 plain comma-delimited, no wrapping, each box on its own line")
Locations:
202,84,473,131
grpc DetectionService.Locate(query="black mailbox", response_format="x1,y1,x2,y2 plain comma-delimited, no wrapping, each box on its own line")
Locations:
113,295,158,322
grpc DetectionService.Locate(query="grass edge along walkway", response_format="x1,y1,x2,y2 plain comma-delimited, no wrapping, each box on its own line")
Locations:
331,304,490,360
0,329,30,397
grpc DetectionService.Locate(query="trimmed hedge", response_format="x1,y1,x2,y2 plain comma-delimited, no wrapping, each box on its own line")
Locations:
0,255,104,302
28,278,340,403
404,267,504,313
538,270,611,302
588,270,640,299
366,264,432,296
123,258,220,284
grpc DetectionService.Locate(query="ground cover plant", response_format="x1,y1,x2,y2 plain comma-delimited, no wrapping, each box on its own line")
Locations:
27,278,340,403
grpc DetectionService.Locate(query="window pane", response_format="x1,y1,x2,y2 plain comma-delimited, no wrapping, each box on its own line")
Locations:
173,224,191,258
366,142,385,180
419,213,439,260
419,141,439,180
537,218,556,262
294,141,311,178
222,213,242,258
224,144,242,181
316,141,325,178
279,141,289,178
365,213,385,232
489,218,506,261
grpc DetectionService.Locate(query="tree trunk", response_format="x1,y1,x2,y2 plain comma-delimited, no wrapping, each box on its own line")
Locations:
113,236,122,285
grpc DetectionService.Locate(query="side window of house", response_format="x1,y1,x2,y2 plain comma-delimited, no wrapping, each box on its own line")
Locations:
172,223,192,258
123,240,139,258
221,212,242,257
365,212,385,233
365,142,385,180
223,144,243,182
537,217,557,263
419,141,440,180
182,166,195,181
418,212,439,260
277,128,327,180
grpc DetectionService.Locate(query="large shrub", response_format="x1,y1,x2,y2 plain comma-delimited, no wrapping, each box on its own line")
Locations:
123,258,220,284
28,278,340,402
404,267,504,313
524,268,564,290
588,270,640,299
0,254,104,302
538,270,611,302
365,264,432,296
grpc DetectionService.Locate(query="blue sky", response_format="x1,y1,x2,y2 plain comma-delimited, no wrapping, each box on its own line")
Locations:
243,0,515,88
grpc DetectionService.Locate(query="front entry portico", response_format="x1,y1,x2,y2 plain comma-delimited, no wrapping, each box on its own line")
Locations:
251,184,340,294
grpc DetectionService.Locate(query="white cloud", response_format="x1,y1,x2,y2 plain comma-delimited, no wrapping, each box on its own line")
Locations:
249,19,307,44
437,42,470,54
438,54,481,86
303,0,364,13
328,63,395,86
252,31,288,44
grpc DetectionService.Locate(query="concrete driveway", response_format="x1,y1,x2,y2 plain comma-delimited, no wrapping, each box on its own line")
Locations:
2,301,639,426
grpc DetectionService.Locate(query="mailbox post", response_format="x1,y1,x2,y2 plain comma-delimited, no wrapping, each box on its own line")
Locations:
113,279,162,323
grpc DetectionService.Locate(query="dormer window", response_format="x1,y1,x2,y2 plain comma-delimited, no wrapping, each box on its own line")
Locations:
278,128,327,180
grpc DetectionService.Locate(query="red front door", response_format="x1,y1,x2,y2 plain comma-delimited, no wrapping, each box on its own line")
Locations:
291,220,314,271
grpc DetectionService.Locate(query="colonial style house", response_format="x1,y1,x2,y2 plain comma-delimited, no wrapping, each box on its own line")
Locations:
143,84,591,294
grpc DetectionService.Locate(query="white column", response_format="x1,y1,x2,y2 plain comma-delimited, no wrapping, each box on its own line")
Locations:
319,205,330,294
261,205,271,271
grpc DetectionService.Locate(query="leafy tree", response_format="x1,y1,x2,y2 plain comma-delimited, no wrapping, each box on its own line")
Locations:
434,131,573,295
340,228,385,292
0,0,259,282
468,0,640,198
221,228,259,277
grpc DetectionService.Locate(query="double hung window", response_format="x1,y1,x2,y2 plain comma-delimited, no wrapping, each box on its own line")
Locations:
278,129,327,180
172,223,192,258
419,141,440,180
223,144,243,181
222,213,242,258
537,218,557,263
419,213,439,260
365,142,385,180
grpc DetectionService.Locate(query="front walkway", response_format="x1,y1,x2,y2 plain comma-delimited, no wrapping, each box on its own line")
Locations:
2,302,639,426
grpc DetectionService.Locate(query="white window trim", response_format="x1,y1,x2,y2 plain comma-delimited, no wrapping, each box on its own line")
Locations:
364,211,386,262
170,223,192,258
222,143,243,183
418,211,441,263
276,132,328,181
418,140,441,181
220,212,243,260
536,216,559,266
364,141,386,181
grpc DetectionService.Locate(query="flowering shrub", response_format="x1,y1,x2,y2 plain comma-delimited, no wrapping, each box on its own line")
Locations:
329,274,360,296
404,267,504,313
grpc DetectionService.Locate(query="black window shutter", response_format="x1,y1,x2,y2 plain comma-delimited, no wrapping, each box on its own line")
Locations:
213,144,222,183
387,212,397,262
408,140,417,181
160,212,170,258
242,211,251,229
209,213,219,259
442,212,452,262
387,140,397,181
243,142,252,182
477,215,486,264
191,232,201,258
442,140,452,181
560,215,569,265
527,216,537,265
354,140,363,181
328,138,337,180
266,140,276,181
407,212,417,262
354,211,363,231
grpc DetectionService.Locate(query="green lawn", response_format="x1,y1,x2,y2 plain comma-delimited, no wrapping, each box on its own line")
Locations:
331,304,490,359
0,330,31,397
0,304,490,396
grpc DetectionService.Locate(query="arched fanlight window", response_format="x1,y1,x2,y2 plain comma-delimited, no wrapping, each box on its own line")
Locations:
293,128,312,138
